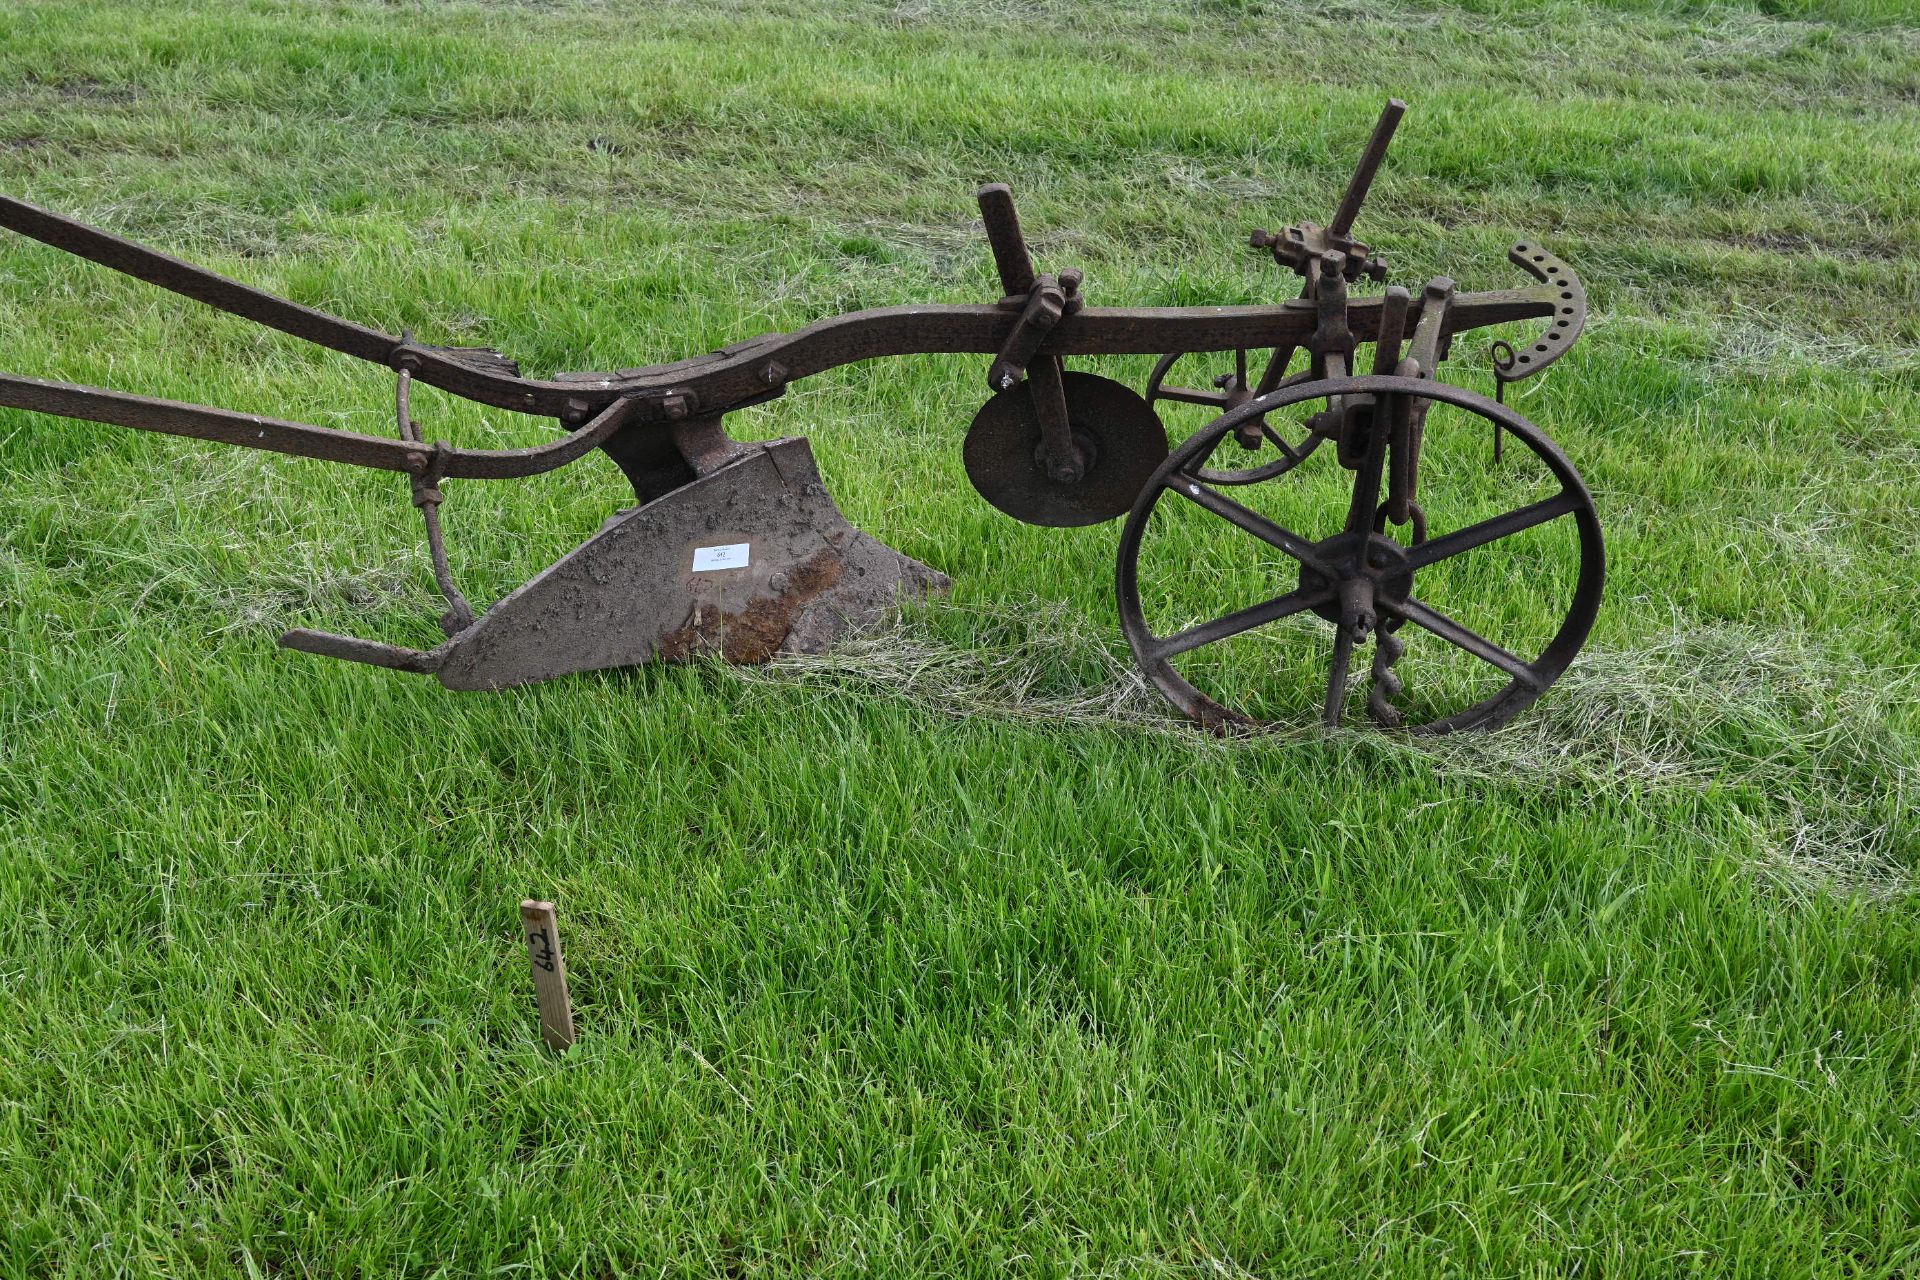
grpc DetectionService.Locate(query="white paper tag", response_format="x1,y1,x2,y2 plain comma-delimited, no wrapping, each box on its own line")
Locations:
692,542,751,572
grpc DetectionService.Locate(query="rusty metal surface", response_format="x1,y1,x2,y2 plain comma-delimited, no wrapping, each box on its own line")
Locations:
0,187,1580,427
1493,242,1588,382
423,437,945,689
1145,356,1322,485
1117,375,1604,735
0,369,641,479
393,365,476,634
963,371,1168,527
0,96,1605,733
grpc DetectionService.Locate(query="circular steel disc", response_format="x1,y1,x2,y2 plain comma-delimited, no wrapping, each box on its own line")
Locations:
963,371,1169,528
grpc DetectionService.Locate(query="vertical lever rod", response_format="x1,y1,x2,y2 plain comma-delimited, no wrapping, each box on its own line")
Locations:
1328,99,1407,240
1371,285,1411,376
395,360,476,634
976,183,1038,297
977,183,1084,484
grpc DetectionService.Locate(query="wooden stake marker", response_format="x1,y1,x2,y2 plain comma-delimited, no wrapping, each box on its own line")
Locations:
520,899,576,1053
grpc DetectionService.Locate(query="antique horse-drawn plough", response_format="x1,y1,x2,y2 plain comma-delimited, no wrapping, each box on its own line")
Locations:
0,100,1601,732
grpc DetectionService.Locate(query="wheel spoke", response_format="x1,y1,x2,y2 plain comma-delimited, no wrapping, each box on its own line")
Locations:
1166,476,1338,578
1389,597,1542,688
1253,345,1292,396
1257,421,1301,462
1402,490,1581,573
1155,385,1232,408
1151,585,1332,660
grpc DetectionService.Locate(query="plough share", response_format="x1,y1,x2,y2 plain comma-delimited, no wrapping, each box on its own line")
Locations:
0,100,1602,733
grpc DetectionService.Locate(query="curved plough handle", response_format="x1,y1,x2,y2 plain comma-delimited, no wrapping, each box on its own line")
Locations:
1492,241,1586,385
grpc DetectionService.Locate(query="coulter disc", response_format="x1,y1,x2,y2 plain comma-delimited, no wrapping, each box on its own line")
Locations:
963,371,1169,527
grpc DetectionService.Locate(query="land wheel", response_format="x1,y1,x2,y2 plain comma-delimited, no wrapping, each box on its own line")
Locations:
1144,348,1323,485
1116,374,1603,734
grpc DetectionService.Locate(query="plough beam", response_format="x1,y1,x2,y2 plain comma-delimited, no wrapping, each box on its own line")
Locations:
0,98,1605,733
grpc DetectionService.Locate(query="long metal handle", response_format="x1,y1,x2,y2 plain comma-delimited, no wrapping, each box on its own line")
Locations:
1328,99,1406,240
0,193,399,364
0,370,636,479
977,183,1038,297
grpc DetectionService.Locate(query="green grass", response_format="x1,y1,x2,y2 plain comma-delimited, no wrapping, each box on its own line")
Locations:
2,0,1919,1274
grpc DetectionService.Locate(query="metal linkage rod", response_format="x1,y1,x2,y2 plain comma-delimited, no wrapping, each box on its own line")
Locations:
395,361,476,633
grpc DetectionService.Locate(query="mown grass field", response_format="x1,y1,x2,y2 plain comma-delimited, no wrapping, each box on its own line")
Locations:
2,0,1918,1274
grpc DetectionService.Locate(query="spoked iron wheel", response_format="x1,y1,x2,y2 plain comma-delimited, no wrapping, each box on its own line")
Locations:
1144,348,1323,485
1116,375,1604,734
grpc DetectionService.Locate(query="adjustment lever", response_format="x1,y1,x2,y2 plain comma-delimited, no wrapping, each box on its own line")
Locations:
1383,278,1455,521
1328,99,1406,243
978,182,1037,298
975,182,1089,484
1250,98,1403,284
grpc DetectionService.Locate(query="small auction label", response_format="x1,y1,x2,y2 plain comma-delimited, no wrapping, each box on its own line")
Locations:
692,542,751,572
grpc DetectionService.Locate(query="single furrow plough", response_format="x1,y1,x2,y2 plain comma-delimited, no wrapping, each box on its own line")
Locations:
0,100,1600,732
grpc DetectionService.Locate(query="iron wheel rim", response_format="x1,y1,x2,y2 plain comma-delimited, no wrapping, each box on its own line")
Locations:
1115,374,1604,735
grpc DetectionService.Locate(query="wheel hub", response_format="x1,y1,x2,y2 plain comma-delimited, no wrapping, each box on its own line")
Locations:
1299,530,1413,627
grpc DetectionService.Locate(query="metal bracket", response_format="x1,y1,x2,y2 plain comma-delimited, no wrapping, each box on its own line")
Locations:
975,181,1091,484
1250,98,1404,285
987,273,1068,393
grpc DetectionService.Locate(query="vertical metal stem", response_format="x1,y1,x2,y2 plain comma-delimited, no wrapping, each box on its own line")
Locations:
1489,339,1516,464
1328,99,1407,240
1372,286,1411,376
1028,356,1082,481
1324,623,1356,728
977,183,1038,296
396,366,476,634
1343,384,1391,537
